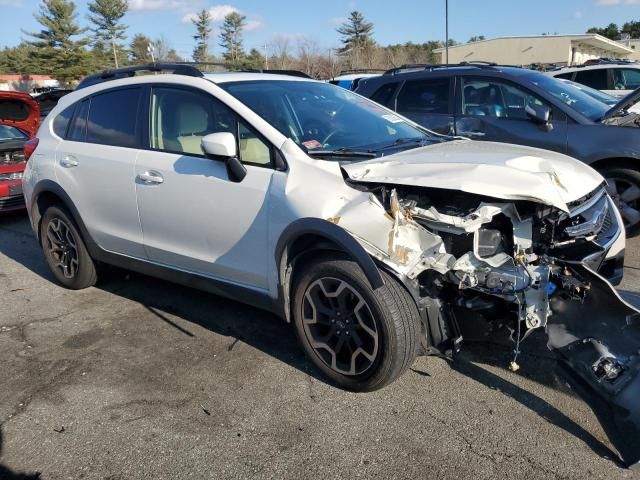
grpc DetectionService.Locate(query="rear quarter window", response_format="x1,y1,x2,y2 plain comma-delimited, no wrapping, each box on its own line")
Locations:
52,104,76,138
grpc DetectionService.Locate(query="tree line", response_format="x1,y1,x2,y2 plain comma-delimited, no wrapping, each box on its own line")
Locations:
0,1,463,85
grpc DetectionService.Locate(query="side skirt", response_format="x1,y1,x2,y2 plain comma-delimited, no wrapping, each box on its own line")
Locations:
92,248,280,317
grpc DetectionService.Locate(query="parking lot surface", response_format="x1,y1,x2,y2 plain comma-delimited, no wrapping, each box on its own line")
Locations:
1,212,640,480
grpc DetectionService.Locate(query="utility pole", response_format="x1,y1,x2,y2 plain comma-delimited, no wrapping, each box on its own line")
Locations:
262,42,269,69
445,0,449,65
147,42,155,63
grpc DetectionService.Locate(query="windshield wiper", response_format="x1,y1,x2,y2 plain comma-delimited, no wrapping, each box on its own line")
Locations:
368,137,430,152
306,148,377,158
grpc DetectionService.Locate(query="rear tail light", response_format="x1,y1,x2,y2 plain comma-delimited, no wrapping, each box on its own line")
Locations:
23,137,39,161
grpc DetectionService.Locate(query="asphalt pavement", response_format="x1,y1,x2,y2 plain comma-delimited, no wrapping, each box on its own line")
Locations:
1,212,640,479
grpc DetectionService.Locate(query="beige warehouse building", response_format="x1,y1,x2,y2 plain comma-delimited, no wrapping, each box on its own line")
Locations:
434,34,633,66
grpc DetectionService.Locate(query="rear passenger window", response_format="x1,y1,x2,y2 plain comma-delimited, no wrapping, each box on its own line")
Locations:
574,69,608,90
396,79,450,114
68,100,89,141
370,83,399,108
52,104,75,138
86,88,142,147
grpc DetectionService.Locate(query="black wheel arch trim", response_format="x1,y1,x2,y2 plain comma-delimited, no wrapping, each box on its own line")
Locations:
30,179,100,257
275,217,385,321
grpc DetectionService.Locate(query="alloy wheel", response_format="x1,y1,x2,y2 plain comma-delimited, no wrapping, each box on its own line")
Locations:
606,177,640,230
45,218,79,279
301,277,379,376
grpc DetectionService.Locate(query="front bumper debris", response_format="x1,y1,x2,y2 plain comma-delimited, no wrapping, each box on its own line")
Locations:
547,265,640,468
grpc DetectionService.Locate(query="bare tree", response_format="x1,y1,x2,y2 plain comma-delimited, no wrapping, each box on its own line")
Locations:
269,35,292,69
296,36,322,77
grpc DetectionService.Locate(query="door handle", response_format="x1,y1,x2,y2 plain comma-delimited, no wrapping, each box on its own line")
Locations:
137,171,164,184
60,155,79,168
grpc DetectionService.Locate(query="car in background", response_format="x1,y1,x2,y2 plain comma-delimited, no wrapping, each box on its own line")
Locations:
32,88,72,120
329,69,384,90
559,78,640,113
547,61,640,98
356,63,640,235
0,91,39,212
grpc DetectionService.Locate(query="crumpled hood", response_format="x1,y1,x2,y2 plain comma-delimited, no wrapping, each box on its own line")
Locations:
341,140,603,212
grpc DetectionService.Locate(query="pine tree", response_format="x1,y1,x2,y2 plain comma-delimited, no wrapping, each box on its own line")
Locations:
130,33,153,63
25,0,91,85
87,0,128,67
192,9,212,63
336,11,375,55
219,12,246,64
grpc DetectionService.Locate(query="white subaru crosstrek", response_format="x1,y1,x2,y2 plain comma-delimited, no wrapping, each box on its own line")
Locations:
21,64,640,467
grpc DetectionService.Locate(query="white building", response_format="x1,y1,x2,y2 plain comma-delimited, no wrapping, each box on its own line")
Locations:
434,34,634,67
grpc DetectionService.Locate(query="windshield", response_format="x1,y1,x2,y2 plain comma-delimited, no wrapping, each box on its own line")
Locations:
526,74,609,121
0,125,28,141
220,80,439,157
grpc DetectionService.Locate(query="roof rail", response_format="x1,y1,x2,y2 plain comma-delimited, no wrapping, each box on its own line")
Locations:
76,63,203,89
76,62,313,89
175,62,312,78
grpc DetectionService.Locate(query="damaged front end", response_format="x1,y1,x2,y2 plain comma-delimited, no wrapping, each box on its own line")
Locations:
336,179,639,467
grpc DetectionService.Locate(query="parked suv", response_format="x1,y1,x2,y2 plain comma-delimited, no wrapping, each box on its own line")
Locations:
22,64,640,467
356,64,640,235
547,61,640,98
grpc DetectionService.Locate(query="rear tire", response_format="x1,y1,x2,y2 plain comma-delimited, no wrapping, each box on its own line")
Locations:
40,205,97,289
601,166,640,237
292,254,420,392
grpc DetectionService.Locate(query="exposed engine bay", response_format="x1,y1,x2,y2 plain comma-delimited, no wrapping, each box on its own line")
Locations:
334,178,639,467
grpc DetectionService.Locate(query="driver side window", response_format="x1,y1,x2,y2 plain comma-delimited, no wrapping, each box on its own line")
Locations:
461,78,547,120
149,86,273,167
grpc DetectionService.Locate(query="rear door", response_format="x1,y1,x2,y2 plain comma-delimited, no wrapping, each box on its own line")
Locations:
55,87,145,258
394,77,454,134
573,67,614,95
454,75,568,154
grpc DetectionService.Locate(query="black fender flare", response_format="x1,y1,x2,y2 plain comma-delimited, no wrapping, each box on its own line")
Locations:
275,217,385,321
30,179,99,256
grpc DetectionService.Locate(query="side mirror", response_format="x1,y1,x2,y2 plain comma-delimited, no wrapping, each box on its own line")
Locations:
201,132,247,183
525,103,553,131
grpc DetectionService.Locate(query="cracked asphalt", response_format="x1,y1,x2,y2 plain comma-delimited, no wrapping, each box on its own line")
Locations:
1,212,640,479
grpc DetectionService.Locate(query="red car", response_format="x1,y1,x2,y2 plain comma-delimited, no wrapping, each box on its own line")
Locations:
0,91,39,212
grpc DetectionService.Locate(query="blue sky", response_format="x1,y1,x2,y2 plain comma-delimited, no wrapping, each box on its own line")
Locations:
2,0,640,60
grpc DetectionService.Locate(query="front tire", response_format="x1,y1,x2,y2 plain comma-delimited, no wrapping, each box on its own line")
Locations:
601,166,640,237
292,254,421,392
40,205,97,289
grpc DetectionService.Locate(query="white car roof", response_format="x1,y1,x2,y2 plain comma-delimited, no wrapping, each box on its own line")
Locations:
549,63,640,75
203,72,318,83
330,73,381,81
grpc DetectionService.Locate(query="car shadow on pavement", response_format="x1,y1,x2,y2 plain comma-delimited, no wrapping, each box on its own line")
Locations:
98,268,329,383
0,427,41,479
451,343,624,466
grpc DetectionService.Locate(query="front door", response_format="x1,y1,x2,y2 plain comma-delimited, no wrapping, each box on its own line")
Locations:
454,76,568,154
135,85,276,289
